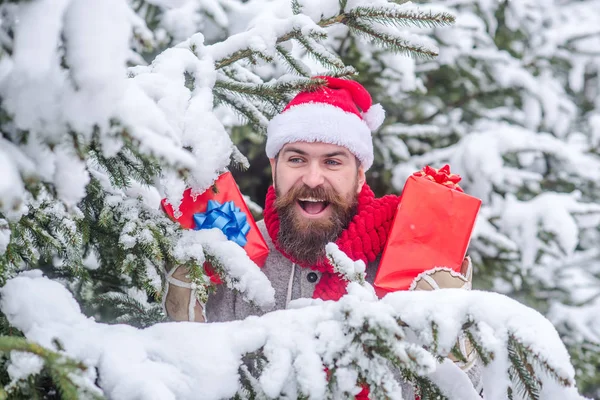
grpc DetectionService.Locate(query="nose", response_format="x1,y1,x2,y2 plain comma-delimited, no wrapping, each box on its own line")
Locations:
301,163,325,188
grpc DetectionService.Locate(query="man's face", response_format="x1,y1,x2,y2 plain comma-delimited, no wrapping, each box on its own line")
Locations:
270,142,366,264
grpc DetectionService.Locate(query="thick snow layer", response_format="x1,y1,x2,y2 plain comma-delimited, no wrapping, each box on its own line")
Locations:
0,273,586,399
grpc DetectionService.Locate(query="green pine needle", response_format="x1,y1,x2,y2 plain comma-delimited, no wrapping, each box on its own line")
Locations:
0,336,103,399
214,90,270,133
230,146,250,171
507,334,541,400
295,35,347,70
349,7,455,29
346,19,438,59
97,292,166,328
450,342,468,364
403,371,448,400
431,321,439,353
465,329,494,366
291,0,302,15
276,45,311,77
339,0,348,12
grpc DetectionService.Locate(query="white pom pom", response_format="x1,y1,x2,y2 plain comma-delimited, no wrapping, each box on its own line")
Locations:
362,103,385,131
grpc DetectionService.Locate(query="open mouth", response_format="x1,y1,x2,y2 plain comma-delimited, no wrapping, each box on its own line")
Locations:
297,197,330,215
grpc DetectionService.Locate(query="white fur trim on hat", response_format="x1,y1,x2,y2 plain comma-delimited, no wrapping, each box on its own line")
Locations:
266,103,374,170
362,103,385,131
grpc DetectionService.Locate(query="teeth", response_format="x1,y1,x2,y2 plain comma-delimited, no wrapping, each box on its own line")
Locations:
298,197,324,202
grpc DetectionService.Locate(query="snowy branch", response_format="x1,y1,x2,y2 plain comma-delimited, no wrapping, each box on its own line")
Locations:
0,273,585,400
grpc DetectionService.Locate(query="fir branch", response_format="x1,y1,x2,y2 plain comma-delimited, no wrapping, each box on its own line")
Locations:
214,19,343,70
212,3,451,70
97,292,166,328
338,314,440,398
22,212,62,251
214,90,271,133
89,133,162,189
318,13,347,27
465,328,494,366
430,321,439,353
215,46,276,70
450,341,468,364
348,7,455,29
0,336,102,400
331,67,362,79
507,333,574,397
180,261,210,304
508,386,514,400
214,76,288,107
326,244,366,284
291,0,302,15
345,19,438,59
507,334,541,400
197,247,271,314
2,200,87,279
135,1,161,31
526,340,574,388
237,362,268,399
295,35,347,70
0,225,33,273
142,276,162,301
81,176,181,295
339,0,348,13
275,45,311,77
402,370,448,400
508,340,540,400
230,145,250,171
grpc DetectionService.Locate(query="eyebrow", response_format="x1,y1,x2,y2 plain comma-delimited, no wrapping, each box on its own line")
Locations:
282,147,350,158
282,147,308,156
324,151,350,158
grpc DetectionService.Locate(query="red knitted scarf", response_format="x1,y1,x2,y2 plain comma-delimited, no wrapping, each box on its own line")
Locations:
263,184,399,301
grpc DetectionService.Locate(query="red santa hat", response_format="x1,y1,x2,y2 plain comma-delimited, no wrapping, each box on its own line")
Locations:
266,76,385,170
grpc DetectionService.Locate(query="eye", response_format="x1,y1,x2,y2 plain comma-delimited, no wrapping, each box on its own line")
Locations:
288,157,304,164
325,159,341,166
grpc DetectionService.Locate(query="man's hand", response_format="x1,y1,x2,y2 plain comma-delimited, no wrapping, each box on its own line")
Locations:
410,257,476,371
410,257,472,291
164,265,206,323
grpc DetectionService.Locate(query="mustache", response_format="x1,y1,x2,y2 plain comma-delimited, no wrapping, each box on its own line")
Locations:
274,183,357,265
274,184,345,210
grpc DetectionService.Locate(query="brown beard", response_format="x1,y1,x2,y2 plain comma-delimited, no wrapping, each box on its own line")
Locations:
274,182,358,265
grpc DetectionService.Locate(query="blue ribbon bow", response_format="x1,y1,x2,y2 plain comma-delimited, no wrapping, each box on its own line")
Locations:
193,200,251,247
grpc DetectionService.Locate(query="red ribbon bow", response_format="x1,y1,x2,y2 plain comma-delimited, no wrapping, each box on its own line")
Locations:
412,164,464,192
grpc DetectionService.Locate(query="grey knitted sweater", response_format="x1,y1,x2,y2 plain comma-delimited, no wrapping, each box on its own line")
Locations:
206,220,380,322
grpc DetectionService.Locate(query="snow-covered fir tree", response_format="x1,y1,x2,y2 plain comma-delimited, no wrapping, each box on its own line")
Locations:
310,0,600,395
236,0,600,396
0,0,596,398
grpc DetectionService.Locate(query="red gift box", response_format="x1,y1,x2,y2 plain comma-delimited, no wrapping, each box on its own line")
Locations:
374,165,481,297
161,172,269,283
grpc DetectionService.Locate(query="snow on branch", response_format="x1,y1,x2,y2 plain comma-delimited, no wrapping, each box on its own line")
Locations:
0,272,585,400
0,0,451,222
498,192,600,270
326,242,366,285
0,335,102,400
209,0,449,70
398,122,600,201
347,6,455,29
173,229,275,309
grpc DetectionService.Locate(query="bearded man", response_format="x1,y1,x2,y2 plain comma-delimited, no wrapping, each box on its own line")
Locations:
164,76,480,396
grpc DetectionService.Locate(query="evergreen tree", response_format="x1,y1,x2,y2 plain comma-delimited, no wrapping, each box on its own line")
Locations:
0,0,593,398
303,0,600,395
